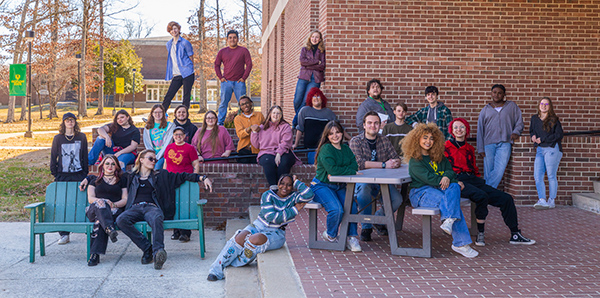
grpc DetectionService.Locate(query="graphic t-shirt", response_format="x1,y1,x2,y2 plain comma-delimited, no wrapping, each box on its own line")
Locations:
150,123,168,153
164,142,199,173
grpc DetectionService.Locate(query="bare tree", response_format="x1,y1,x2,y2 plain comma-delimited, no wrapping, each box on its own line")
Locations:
196,0,207,113
96,0,104,115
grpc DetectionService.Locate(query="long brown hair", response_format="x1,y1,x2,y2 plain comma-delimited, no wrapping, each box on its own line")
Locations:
196,111,220,154
401,123,446,163
305,30,325,52
145,104,168,129
95,154,122,185
59,117,81,135
537,97,559,132
109,110,134,135
314,120,344,165
263,105,288,131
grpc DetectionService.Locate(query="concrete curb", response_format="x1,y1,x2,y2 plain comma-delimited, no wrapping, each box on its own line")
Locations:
224,218,261,298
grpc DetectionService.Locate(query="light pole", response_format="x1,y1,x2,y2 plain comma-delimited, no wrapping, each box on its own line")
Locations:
24,30,34,138
75,53,82,116
112,61,117,115
132,68,136,114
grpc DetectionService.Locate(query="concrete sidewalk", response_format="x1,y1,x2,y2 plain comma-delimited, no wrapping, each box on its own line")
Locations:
0,222,227,298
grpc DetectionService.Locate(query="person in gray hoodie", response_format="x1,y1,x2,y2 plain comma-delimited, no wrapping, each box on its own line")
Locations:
476,84,524,188
355,79,395,131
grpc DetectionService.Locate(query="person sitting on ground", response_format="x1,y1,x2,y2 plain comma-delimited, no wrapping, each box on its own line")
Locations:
444,118,536,247
401,123,478,258
143,104,175,170
349,111,403,242
405,86,454,140
192,110,235,164
233,95,265,164
311,121,361,251
88,109,140,168
80,155,127,266
293,87,350,164
382,102,413,156
164,126,201,242
251,105,299,187
50,112,89,245
172,105,198,144
207,174,313,281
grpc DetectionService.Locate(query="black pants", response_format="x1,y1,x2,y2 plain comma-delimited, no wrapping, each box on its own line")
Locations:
86,200,122,254
116,204,164,254
258,152,295,186
173,229,191,237
458,173,519,230
237,148,257,164
162,74,195,110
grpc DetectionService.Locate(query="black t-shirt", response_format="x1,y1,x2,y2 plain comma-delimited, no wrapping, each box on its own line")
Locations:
111,125,141,148
367,139,377,161
90,177,127,203
133,178,154,205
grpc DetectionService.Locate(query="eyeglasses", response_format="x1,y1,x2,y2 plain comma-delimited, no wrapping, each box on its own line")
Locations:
540,103,550,106
205,117,217,120
240,101,252,106
174,133,185,137
146,157,157,162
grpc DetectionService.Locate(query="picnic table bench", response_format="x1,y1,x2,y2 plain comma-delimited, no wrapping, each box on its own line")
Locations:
24,181,207,263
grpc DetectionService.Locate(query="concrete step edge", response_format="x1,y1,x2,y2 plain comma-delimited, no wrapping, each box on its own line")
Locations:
572,193,600,214
224,218,261,298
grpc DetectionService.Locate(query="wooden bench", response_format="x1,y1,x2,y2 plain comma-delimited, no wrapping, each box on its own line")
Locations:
24,181,207,263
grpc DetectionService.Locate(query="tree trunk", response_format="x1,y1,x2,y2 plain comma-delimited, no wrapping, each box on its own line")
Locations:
47,0,59,119
79,0,89,118
6,0,31,123
215,0,221,109
96,0,104,115
196,0,207,113
243,0,250,96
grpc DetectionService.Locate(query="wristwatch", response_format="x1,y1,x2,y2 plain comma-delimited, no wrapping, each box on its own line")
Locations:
382,162,386,169
200,175,207,182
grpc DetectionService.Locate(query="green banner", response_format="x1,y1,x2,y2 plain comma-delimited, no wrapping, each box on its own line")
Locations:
9,64,27,96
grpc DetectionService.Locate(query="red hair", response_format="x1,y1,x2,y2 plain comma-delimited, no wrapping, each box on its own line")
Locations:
306,87,328,108
448,118,471,139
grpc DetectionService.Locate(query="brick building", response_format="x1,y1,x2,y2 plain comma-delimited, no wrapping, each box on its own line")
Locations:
261,0,600,205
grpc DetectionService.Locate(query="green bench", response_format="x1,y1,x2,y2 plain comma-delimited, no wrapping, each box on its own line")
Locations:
25,181,208,263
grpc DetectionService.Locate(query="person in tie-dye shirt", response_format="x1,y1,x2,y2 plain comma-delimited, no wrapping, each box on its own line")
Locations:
143,104,175,170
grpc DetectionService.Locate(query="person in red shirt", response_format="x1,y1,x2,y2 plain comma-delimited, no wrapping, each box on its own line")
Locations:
164,126,212,242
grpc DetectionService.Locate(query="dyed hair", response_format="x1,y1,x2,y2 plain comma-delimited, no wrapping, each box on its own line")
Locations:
263,105,288,131
305,30,325,52
365,79,384,95
306,87,328,108
491,84,506,93
59,115,81,135
132,149,155,174
537,97,559,132
95,154,122,185
314,120,344,166
425,86,439,96
448,118,471,139
166,21,181,32
108,109,134,135
401,123,446,163
145,104,168,129
196,111,220,154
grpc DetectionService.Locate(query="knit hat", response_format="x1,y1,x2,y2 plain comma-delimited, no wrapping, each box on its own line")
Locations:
62,112,76,121
448,117,470,138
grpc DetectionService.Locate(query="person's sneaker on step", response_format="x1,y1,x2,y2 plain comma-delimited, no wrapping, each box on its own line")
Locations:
451,244,479,258
475,232,485,247
547,198,556,209
534,199,549,209
321,231,337,243
374,224,388,236
440,218,456,235
58,235,70,245
509,231,536,245
346,236,362,252
360,228,372,241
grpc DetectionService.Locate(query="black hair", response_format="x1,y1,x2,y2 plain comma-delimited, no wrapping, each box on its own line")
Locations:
227,30,239,38
365,79,383,95
363,111,381,123
425,86,439,95
491,84,506,93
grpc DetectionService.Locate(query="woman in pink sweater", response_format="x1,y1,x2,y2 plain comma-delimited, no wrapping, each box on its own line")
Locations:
251,105,299,187
192,111,235,164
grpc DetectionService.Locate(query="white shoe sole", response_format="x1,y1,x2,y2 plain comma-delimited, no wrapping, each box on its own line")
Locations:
510,239,536,245
475,242,485,247
534,204,549,210
451,245,479,258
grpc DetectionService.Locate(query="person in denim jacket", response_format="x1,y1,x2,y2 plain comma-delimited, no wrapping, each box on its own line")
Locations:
162,21,195,110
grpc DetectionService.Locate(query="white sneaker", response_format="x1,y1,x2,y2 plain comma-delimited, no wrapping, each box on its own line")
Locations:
346,236,362,252
534,199,549,210
440,218,456,235
58,235,70,245
547,198,556,209
451,244,479,258
321,231,337,243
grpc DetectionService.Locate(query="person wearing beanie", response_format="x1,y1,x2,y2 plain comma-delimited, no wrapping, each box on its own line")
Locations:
444,118,535,247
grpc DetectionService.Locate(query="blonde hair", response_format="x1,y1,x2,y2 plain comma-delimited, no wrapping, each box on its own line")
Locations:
132,149,155,174
305,30,325,52
401,123,446,163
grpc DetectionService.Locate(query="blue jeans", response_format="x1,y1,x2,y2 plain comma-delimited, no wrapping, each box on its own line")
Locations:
354,183,403,230
88,137,136,167
311,178,358,238
534,144,563,199
208,219,286,280
292,76,320,128
217,80,246,125
484,142,512,188
409,183,472,247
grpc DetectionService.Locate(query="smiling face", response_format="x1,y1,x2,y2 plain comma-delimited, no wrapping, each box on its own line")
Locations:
539,98,550,114
277,176,294,197
173,129,186,145
175,107,188,122
452,121,467,141
152,107,164,122
270,107,282,123
310,32,321,46
227,33,238,48
204,112,217,128
116,114,129,126
240,97,253,114
368,82,382,99
311,95,322,108
426,92,438,107
491,87,506,104
419,133,434,155
363,115,381,138
327,126,343,146
169,25,180,38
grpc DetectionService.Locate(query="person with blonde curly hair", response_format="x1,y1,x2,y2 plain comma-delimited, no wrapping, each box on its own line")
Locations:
401,123,478,258
292,30,326,127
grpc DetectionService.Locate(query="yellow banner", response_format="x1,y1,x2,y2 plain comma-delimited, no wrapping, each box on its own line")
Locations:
116,77,124,94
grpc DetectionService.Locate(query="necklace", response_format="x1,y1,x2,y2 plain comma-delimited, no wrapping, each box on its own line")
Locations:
65,134,74,141
366,138,377,145
103,175,116,184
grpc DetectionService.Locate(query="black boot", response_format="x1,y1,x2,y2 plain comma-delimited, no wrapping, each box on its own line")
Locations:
360,228,373,241
106,226,118,243
374,224,388,236
141,246,153,265
88,253,100,266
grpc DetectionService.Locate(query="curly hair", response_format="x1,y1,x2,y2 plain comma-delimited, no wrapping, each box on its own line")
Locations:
59,117,81,135
306,87,327,108
305,30,325,52
401,123,446,163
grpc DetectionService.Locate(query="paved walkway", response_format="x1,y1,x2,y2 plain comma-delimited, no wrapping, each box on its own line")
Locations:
287,205,600,297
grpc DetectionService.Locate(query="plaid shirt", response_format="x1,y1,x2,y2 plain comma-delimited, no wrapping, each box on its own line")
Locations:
349,133,400,170
405,103,454,140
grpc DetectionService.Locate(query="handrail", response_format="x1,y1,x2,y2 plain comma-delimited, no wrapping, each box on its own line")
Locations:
201,148,316,162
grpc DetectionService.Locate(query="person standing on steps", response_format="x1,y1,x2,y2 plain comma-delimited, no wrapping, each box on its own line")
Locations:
162,21,195,110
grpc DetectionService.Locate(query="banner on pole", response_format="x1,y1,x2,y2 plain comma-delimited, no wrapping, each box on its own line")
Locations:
116,77,125,94
9,64,27,96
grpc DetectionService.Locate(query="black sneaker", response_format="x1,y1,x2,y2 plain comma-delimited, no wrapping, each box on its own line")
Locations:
179,235,190,242
88,253,99,266
509,231,536,245
141,246,153,264
154,249,167,270
475,232,485,247
374,224,388,236
106,226,118,243
207,274,219,281
360,228,372,242
171,231,181,240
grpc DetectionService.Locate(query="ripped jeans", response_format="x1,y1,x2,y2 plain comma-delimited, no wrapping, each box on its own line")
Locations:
208,219,286,279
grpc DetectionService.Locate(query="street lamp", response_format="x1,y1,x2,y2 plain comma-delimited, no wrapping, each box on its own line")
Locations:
24,30,34,138
132,68,136,114
75,53,82,117
112,61,117,115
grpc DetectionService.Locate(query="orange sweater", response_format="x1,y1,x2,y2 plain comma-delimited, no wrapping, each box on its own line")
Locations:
234,112,265,153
